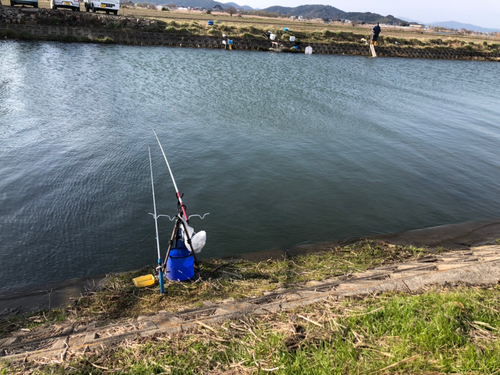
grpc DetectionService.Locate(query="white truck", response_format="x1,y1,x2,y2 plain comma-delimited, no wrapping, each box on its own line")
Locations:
84,0,119,15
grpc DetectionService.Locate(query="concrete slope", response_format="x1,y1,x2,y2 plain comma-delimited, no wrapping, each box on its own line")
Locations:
1,245,499,363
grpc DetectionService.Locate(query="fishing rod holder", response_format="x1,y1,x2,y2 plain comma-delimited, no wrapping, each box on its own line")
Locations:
158,213,202,282
151,213,210,221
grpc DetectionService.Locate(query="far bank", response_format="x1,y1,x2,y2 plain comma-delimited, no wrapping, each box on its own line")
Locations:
1,6,500,61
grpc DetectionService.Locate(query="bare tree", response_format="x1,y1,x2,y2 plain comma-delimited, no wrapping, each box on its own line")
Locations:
226,6,237,17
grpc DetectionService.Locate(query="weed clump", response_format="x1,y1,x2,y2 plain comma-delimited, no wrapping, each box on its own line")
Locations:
240,32,254,38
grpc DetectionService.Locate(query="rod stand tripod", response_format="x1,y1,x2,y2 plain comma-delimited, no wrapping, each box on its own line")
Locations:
161,213,200,276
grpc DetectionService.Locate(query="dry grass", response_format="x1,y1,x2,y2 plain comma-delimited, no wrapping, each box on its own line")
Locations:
0,240,429,337
4,285,500,374
33,1,497,46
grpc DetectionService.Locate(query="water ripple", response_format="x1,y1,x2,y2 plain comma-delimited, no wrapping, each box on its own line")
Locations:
1,42,500,292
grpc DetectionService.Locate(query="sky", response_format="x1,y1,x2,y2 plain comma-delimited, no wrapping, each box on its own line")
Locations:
236,0,500,30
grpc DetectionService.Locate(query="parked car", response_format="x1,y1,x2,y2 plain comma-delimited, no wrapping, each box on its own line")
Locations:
10,0,38,8
50,0,80,11
84,0,119,15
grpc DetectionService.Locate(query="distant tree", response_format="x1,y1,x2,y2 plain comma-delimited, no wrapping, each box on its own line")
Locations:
206,9,211,14
226,6,237,16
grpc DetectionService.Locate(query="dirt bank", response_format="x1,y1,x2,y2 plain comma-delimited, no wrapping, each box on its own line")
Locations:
1,7,499,61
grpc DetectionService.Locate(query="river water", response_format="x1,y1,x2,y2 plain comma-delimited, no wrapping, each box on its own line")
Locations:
1,40,500,293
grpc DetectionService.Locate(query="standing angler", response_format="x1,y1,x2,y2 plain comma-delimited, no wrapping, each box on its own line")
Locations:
371,22,381,46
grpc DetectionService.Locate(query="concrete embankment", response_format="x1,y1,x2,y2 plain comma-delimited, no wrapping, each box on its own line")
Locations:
2,217,500,317
1,7,500,61
2,245,500,363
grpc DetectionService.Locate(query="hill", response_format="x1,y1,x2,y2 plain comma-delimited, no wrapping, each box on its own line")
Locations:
428,21,500,33
222,1,253,11
262,4,406,24
140,0,252,10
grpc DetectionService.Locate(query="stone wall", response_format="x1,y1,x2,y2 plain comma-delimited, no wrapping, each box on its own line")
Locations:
1,7,499,62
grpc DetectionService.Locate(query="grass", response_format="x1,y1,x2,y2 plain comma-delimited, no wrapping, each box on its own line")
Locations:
3,285,499,374
1,239,499,374
0,240,427,337
28,0,500,49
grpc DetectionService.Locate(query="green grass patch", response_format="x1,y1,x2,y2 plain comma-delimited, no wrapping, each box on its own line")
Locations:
7,285,499,374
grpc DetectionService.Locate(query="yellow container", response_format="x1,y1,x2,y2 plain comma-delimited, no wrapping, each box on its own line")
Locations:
133,274,156,288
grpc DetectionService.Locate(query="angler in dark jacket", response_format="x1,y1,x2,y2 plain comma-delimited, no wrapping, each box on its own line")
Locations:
371,23,381,46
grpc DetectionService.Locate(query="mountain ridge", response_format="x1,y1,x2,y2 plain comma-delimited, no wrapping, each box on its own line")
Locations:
131,0,498,32
427,21,500,33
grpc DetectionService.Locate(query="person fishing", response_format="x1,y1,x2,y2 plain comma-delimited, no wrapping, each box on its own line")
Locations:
371,22,381,46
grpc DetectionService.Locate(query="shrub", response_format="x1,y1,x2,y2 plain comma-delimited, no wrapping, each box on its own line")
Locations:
62,34,79,42
248,26,261,35
429,38,443,45
311,31,321,39
106,22,121,29
19,31,35,40
219,24,233,32
1,29,17,38
323,29,334,38
334,31,356,41
410,38,424,46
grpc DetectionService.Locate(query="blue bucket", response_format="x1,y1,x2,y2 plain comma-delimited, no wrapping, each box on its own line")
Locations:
166,247,194,281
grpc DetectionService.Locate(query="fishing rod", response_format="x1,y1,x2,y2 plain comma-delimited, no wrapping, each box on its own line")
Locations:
152,130,189,222
148,147,165,294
